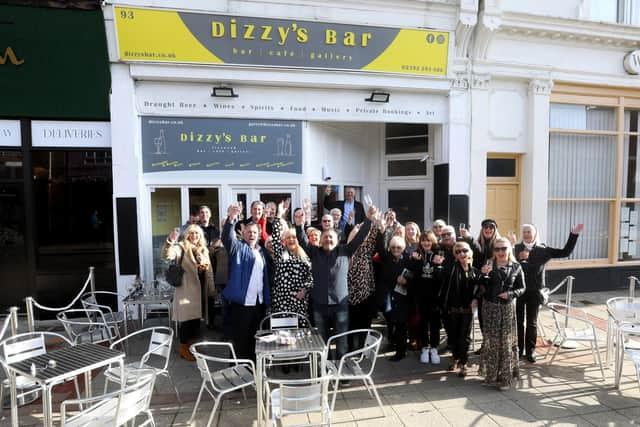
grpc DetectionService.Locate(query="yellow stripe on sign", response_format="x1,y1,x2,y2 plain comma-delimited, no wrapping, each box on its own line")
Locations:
363,29,449,76
115,7,223,63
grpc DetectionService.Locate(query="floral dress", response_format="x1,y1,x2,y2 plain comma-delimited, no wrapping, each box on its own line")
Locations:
270,219,314,321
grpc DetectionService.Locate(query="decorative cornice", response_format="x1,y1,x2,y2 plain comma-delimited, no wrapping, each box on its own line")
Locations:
455,0,479,57
529,79,553,95
471,73,490,90
451,72,470,90
498,11,640,49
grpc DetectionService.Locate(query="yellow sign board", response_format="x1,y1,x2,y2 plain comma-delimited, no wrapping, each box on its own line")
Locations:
114,7,449,76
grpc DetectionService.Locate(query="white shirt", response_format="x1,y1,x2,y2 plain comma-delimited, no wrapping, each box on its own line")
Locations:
244,247,264,306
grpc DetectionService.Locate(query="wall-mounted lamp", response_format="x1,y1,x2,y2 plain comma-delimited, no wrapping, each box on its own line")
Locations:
365,91,390,103
211,86,238,98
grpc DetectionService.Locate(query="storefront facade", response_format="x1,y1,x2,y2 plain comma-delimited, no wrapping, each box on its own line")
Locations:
103,0,466,296
103,0,640,294
0,4,114,312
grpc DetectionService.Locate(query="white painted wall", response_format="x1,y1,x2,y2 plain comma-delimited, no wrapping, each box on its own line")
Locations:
500,0,583,19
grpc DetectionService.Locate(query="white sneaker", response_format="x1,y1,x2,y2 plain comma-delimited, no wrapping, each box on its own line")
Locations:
430,347,440,364
420,347,430,364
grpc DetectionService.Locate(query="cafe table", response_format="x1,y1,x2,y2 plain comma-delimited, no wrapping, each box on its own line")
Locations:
254,328,326,427
6,342,124,427
122,288,174,335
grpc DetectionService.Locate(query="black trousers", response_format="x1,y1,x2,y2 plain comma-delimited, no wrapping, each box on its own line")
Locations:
348,297,375,351
516,296,540,356
447,311,473,365
230,303,264,361
418,298,441,349
392,321,407,356
178,319,200,344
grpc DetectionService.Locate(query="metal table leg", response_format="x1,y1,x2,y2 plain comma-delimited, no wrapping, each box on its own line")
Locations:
9,371,18,427
256,354,264,427
42,385,52,427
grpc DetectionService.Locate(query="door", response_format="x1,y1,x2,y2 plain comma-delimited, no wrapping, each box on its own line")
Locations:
486,154,520,236
231,187,298,222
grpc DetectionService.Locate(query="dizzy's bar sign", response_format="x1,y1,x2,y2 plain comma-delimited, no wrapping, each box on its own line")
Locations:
141,117,302,173
114,7,449,76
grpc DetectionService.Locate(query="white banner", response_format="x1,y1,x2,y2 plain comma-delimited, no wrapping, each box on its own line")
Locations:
31,121,111,148
135,82,446,124
0,120,21,147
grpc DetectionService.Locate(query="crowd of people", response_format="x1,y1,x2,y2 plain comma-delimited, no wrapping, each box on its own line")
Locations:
162,188,582,391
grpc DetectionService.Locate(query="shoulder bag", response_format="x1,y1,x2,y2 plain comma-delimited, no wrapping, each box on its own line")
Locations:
166,246,184,287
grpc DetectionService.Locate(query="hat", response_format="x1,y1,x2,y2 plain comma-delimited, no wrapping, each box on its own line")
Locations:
481,219,497,229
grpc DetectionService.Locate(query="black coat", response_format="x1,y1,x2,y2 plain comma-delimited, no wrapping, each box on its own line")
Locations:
514,232,578,303
438,262,481,312
482,261,525,304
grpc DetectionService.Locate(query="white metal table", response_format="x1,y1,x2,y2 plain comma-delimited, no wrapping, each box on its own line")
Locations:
606,297,640,388
6,343,124,427
255,328,326,427
122,290,174,335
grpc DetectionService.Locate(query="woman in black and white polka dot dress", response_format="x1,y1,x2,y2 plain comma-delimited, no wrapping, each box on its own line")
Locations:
270,201,314,321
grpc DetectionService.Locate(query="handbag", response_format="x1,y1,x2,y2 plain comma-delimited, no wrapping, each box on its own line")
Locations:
165,246,184,287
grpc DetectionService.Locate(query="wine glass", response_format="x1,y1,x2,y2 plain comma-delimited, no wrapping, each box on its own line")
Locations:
437,250,445,269
483,259,493,279
363,194,373,210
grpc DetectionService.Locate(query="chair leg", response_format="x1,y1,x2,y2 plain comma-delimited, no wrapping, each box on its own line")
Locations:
592,337,606,381
548,339,563,364
146,410,156,427
362,378,374,399
188,381,206,424
0,383,4,419
329,378,341,413
206,395,222,427
366,377,386,417
163,372,182,405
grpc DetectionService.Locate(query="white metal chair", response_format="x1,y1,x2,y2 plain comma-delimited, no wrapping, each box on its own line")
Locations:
81,291,125,340
267,375,333,427
57,308,117,346
617,322,640,391
323,329,385,417
188,341,255,427
259,312,312,369
545,302,605,380
0,332,82,420
103,326,181,403
60,368,156,427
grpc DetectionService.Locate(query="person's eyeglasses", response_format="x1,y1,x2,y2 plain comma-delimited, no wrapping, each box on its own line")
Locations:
483,225,496,230
494,247,508,252
322,219,331,222
433,225,443,229
389,246,403,250
454,248,469,254
441,232,453,237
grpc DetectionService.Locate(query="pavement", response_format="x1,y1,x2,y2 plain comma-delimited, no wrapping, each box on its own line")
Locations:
2,290,640,427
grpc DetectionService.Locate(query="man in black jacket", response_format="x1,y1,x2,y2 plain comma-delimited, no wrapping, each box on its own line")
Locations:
294,205,376,358
323,186,366,233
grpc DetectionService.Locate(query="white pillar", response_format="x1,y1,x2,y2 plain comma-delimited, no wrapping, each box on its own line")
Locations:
523,78,553,241
468,73,491,230
447,73,472,196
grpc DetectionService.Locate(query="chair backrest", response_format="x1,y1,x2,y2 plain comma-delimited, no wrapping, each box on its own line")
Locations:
271,376,330,419
3,334,46,364
116,370,156,425
190,341,253,393
143,327,173,369
260,311,309,330
57,309,115,345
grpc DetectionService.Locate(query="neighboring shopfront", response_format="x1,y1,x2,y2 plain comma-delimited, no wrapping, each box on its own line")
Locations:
103,2,460,295
465,1,640,291
0,4,113,312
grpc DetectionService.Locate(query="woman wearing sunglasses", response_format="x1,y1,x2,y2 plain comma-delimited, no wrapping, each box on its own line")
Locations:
479,237,525,390
437,241,480,377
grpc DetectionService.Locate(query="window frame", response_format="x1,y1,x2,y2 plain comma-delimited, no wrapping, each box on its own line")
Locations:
549,84,640,268
383,124,432,180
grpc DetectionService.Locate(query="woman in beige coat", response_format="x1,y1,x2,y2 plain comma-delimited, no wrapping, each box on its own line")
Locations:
164,224,214,360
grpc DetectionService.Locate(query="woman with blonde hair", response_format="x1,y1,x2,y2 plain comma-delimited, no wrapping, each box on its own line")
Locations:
479,237,525,390
270,201,314,322
164,224,215,360
404,222,421,254
437,240,481,377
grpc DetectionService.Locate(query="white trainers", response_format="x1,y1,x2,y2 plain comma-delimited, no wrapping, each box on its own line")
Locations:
430,347,440,364
420,347,430,364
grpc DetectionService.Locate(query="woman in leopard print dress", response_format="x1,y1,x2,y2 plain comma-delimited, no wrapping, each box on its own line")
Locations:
270,204,314,324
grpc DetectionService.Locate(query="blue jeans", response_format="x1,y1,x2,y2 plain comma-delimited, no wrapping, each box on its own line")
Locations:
313,304,349,360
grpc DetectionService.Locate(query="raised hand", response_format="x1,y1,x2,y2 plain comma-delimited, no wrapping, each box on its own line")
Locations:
227,204,242,221
366,205,378,220
293,208,306,226
168,229,179,242
277,201,286,219
572,223,585,234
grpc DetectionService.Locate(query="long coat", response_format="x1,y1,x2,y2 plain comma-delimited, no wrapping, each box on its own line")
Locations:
163,241,214,322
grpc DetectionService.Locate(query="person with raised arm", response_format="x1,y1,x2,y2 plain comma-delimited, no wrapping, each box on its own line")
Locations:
512,223,583,363
293,204,376,359
222,204,271,361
